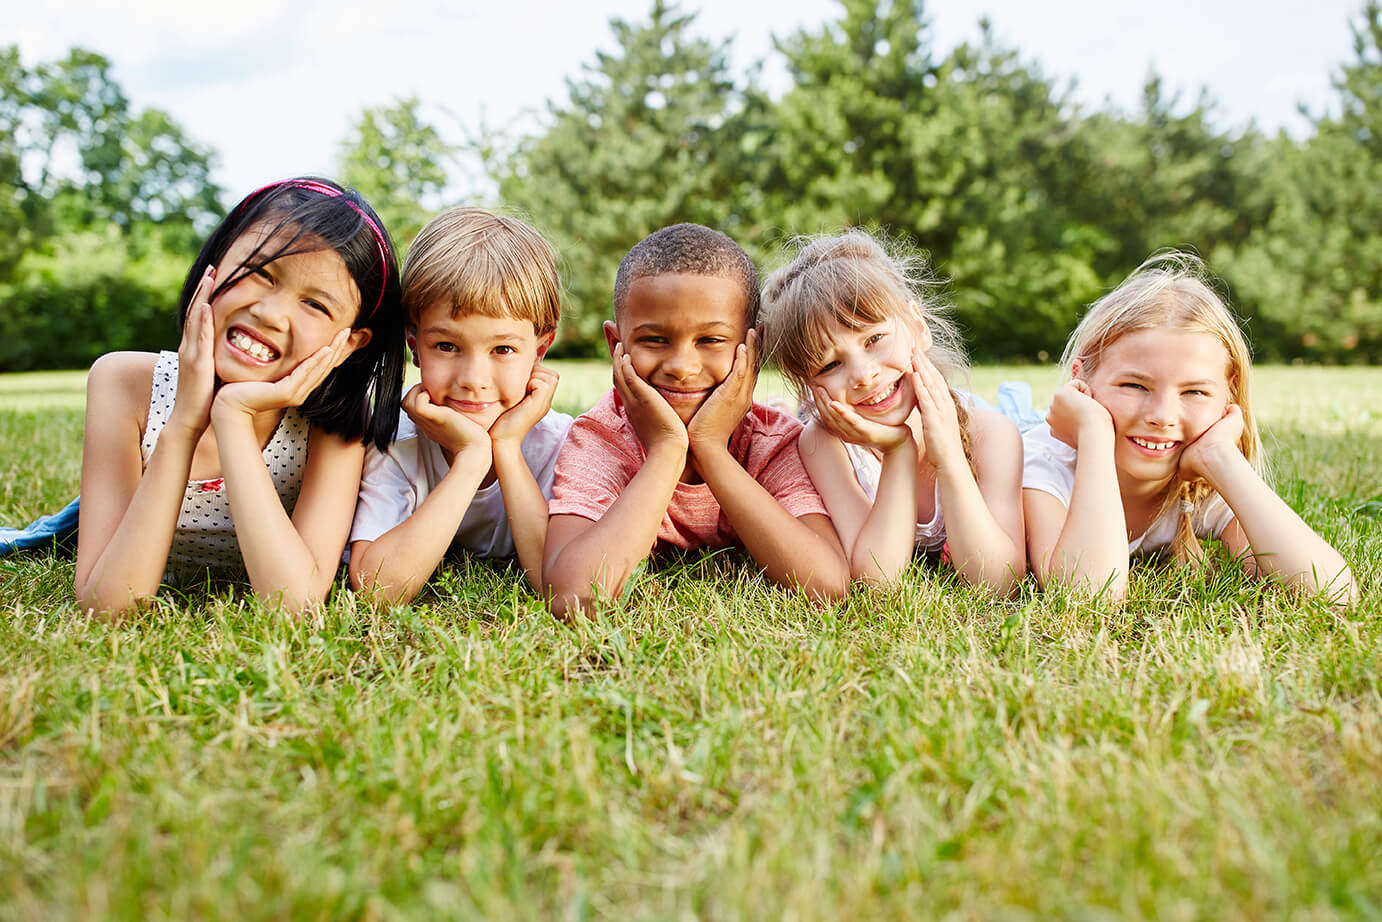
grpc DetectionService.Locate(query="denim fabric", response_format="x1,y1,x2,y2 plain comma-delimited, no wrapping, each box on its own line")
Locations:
0,496,80,555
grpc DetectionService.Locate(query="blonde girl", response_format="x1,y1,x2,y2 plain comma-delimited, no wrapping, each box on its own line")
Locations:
762,231,1025,592
1023,251,1357,604
76,178,405,615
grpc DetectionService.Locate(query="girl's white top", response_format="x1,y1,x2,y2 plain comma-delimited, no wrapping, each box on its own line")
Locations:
349,409,573,559
1020,422,1236,554
140,350,309,576
842,441,947,553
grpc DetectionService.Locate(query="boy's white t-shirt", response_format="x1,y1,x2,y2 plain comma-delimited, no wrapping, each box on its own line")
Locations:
1020,422,1236,554
350,409,573,558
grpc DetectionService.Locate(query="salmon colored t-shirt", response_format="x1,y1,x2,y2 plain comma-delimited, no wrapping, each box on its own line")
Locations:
548,389,827,550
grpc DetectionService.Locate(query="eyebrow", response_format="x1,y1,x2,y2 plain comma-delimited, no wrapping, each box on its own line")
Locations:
630,321,738,334
1115,369,1221,388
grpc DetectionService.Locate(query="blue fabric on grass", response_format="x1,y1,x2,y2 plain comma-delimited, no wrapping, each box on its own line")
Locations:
994,381,1045,432
0,496,80,556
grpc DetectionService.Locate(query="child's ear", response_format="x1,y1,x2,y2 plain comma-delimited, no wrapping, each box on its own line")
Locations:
1070,357,1085,380
347,328,373,353
536,330,556,361
909,306,933,352
602,320,621,358
405,330,419,367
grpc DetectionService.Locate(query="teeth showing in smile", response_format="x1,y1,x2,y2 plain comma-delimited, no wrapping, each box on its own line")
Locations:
228,329,279,362
858,379,899,407
1131,436,1177,451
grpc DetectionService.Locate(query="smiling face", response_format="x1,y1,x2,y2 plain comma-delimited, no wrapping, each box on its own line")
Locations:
1079,326,1233,490
806,313,928,429
410,300,551,430
606,273,750,424
210,223,370,382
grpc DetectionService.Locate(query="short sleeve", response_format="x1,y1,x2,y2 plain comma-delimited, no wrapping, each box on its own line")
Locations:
1021,423,1075,507
1195,493,1237,539
350,437,425,544
739,406,828,519
548,413,639,522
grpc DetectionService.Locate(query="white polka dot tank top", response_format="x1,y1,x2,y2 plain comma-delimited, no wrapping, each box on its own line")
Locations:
140,351,310,576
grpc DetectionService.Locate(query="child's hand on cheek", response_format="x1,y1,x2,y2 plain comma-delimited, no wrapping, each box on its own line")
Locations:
169,267,218,436
813,386,912,453
490,364,559,448
214,328,353,421
688,330,759,455
612,343,688,453
1178,404,1244,483
1046,378,1114,449
910,346,965,471
402,382,492,459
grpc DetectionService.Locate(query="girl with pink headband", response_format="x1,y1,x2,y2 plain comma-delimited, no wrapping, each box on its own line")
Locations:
75,177,406,615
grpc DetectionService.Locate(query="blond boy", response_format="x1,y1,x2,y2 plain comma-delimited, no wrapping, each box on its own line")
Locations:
349,208,568,600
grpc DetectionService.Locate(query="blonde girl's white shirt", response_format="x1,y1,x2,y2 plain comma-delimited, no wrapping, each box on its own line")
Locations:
1020,422,1236,554
350,409,573,559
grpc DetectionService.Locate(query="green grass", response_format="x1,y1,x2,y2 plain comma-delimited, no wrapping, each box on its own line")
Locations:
1,364,1379,920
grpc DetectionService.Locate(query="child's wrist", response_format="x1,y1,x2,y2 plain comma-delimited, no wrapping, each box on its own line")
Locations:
1188,441,1247,484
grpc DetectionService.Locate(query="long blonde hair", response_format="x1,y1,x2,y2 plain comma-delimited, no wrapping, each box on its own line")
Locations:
761,230,973,465
1064,250,1265,565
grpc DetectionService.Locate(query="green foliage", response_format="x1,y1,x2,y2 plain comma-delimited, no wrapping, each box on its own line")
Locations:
337,97,453,254
1219,1,1382,362
488,0,754,353
0,225,185,372
0,44,220,371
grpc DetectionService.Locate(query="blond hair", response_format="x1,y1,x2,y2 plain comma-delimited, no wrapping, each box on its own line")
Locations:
761,230,974,465
1064,250,1265,566
402,207,560,335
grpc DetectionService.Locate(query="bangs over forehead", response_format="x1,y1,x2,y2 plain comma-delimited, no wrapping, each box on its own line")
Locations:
783,280,904,377
402,207,561,335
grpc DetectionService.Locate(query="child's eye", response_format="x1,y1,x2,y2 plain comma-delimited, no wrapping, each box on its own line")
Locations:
304,299,330,316
865,332,887,346
638,336,667,345
435,342,458,353
493,345,516,355
251,267,273,283
816,360,840,375
698,337,727,346
1119,382,1146,390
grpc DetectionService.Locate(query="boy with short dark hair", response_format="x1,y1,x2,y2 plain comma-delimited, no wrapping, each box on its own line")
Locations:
542,223,849,615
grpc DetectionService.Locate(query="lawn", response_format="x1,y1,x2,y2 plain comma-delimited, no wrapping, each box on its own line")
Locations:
1,363,1379,920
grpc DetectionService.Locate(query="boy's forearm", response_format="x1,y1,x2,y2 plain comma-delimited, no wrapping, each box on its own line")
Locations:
544,443,684,605
1199,448,1357,603
1048,432,1128,597
352,450,490,603
492,441,550,591
694,445,849,598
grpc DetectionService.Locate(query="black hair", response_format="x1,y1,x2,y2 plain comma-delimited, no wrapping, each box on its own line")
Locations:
178,177,404,451
612,223,760,325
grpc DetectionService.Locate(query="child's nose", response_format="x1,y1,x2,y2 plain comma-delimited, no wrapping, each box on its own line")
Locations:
1144,392,1176,426
663,343,699,379
847,356,878,390
249,291,293,329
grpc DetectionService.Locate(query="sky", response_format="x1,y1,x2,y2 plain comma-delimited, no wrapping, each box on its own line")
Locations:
10,0,1368,202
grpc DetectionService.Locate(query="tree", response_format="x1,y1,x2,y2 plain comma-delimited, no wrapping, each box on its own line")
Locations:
338,97,453,253
486,0,753,352
759,1,1103,359
1219,1,1382,361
